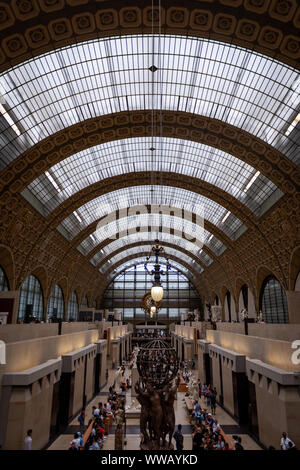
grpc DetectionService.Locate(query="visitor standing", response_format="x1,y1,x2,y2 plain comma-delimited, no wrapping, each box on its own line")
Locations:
78,408,86,431
24,429,32,450
281,432,295,450
173,424,184,451
210,390,217,415
192,426,203,451
233,436,244,450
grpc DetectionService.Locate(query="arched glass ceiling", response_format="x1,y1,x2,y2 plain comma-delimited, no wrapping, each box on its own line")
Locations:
90,232,213,268
77,213,225,257
106,258,191,281
25,137,279,216
99,245,203,275
58,185,244,241
0,35,299,168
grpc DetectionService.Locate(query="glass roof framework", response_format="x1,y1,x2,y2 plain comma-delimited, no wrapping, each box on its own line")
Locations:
58,185,244,241
77,213,225,257
106,258,192,281
0,35,299,169
99,245,203,275
25,137,279,216
90,232,213,267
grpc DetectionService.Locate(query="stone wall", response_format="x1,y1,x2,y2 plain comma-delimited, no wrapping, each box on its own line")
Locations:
216,322,300,342
206,330,300,372
3,330,99,373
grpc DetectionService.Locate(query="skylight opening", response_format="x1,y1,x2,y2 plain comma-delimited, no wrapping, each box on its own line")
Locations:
221,212,230,223
0,103,21,136
244,171,260,192
285,113,300,137
73,211,82,223
45,171,61,193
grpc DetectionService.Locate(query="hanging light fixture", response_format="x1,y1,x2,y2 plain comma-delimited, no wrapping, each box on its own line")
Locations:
150,305,157,315
151,285,164,302
144,239,171,302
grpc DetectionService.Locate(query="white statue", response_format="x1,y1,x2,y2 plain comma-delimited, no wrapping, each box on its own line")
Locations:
240,308,248,322
114,367,122,391
189,378,199,402
257,310,263,323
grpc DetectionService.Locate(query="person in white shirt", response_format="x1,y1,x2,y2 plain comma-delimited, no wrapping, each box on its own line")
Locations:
212,419,220,434
281,432,295,450
70,433,81,449
93,407,100,417
106,402,113,414
24,429,32,450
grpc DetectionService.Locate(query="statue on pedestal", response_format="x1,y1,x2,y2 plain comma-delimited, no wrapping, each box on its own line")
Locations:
135,339,179,450
114,408,125,450
114,367,122,392
189,378,199,402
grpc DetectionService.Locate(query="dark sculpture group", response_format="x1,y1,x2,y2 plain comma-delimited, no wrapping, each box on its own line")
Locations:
135,375,180,450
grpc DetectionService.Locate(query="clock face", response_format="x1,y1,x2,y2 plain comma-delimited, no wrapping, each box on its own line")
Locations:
141,292,161,313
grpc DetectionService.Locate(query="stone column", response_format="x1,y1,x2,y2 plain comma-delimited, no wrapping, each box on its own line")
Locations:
246,358,300,448
0,358,61,450
111,340,120,367
184,340,193,361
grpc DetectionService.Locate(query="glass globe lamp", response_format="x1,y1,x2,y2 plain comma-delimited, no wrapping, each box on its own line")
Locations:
151,284,164,302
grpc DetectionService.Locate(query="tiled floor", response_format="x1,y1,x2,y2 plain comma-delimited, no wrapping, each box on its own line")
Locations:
47,367,262,451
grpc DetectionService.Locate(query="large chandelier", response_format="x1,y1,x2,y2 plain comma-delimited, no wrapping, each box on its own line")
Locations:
144,240,171,302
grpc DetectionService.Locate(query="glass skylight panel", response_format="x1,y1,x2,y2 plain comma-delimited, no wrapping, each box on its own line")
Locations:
198,250,213,266
99,245,200,274
207,236,226,256
25,137,279,215
106,256,191,280
0,35,299,169
58,185,244,241
78,213,225,257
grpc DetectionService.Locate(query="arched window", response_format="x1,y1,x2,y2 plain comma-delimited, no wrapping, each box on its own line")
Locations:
67,291,78,320
47,284,64,319
0,265,9,291
93,300,97,309
18,275,43,322
81,295,88,308
260,276,289,323
101,263,202,321
215,295,219,306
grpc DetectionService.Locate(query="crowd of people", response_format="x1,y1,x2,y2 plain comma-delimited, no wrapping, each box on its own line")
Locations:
180,360,195,375
68,380,127,450
191,418,231,451
135,330,166,339
188,386,230,451
21,347,297,451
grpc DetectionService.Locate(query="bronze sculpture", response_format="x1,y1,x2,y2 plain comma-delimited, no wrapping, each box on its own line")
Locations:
135,340,179,450
161,375,180,447
134,380,151,445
